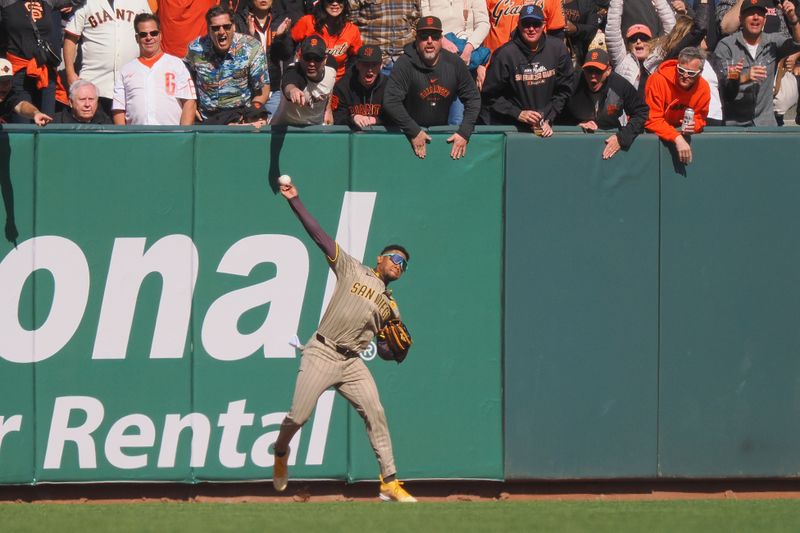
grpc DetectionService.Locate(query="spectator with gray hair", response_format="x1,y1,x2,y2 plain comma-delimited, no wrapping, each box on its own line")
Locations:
52,79,111,124
645,46,711,165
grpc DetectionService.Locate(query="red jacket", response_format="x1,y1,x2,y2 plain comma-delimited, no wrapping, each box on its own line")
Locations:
644,59,710,142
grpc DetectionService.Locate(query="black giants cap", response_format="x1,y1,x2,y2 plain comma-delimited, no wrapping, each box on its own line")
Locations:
583,48,610,70
357,45,382,63
301,35,327,59
416,16,443,32
741,0,769,12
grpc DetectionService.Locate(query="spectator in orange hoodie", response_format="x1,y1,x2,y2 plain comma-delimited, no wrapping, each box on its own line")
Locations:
645,46,710,165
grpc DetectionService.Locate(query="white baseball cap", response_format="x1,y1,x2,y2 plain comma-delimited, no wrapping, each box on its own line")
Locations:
0,58,13,81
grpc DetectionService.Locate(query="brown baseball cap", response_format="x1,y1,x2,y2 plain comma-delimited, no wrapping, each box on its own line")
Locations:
583,49,610,70
0,58,13,81
417,16,442,32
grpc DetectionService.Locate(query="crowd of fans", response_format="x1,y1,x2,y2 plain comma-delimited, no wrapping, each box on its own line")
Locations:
1,0,799,161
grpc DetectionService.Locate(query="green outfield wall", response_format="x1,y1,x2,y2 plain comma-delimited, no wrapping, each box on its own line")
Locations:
504,128,800,480
0,126,798,484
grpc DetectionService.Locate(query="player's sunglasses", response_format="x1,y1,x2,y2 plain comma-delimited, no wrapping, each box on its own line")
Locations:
627,34,651,43
381,253,408,271
136,30,160,38
210,23,233,32
677,65,702,78
302,54,325,62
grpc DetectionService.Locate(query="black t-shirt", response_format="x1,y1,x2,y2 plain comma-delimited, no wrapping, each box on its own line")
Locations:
51,107,113,124
0,0,55,59
764,2,785,34
0,87,25,121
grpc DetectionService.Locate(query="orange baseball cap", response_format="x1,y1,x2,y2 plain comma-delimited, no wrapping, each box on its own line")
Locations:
625,24,653,39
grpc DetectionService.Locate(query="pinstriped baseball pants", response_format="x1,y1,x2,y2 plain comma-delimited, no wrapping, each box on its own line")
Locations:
283,338,396,478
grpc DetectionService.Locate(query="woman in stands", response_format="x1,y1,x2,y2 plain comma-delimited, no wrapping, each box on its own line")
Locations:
606,0,675,92
290,0,361,80
0,0,60,121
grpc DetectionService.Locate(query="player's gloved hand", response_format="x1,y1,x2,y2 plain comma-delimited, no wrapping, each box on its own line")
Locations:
376,319,413,363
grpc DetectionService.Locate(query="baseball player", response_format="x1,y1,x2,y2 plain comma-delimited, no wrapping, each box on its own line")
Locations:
112,13,197,125
273,180,416,503
63,0,152,113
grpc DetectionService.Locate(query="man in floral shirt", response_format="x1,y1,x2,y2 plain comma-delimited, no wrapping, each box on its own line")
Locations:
184,6,270,123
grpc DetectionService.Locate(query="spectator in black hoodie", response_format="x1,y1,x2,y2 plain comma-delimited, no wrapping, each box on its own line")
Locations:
383,16,481,160
556,48,648,159
332,45,390,128
480,4,574,136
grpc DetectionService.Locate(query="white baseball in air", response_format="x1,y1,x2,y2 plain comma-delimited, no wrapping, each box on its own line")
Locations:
278,174,292,186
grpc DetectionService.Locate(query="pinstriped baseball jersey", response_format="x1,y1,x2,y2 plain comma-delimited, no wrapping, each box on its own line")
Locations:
316,245,400,352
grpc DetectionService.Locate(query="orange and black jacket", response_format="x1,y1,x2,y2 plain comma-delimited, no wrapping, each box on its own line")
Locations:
557,71,648,150
331,64,391,128
644,59,710,143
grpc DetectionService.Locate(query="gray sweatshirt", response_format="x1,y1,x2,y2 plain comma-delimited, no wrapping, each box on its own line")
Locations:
713,30,800,126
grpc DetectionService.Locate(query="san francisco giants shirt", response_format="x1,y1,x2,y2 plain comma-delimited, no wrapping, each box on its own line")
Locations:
112,52,196,125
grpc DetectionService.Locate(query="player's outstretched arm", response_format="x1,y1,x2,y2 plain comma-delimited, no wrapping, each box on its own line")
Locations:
280,184,337,259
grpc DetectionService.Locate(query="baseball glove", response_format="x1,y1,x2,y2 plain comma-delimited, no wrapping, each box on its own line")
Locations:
376,319,413,364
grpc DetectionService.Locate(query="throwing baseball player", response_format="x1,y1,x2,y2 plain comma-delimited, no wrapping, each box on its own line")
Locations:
273,179,416,503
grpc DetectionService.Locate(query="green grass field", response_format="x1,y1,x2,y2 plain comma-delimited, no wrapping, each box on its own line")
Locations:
1,500,798,533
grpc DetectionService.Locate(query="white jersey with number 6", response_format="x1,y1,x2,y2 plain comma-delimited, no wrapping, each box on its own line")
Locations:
112,53,196,125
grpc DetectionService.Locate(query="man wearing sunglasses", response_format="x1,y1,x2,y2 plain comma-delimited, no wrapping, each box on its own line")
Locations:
112,14,197,125
645,47,710,165
383,16,481,159
481,5,574,136
272,180,417,503
64,0,152,115
714,0,800,126
184,6,270,124
269,35,337,125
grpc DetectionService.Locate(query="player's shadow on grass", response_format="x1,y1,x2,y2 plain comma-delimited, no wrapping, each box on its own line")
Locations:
267,126,289,194
0,132,19,246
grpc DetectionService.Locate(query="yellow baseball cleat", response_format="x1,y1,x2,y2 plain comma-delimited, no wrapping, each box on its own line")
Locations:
272,448,289,492
379,478,417,502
